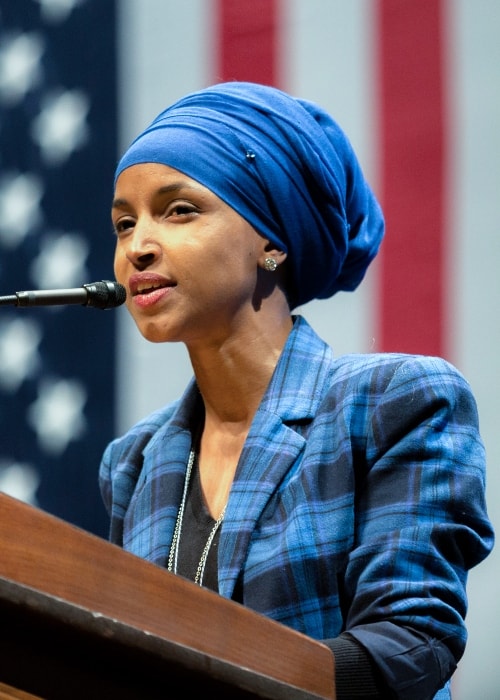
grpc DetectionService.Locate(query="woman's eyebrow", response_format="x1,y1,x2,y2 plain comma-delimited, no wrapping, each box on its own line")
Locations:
157,182,205,195
111,182,203,210
111,196,129,210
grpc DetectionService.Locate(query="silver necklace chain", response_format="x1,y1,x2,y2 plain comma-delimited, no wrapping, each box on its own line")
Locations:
167,449,226,587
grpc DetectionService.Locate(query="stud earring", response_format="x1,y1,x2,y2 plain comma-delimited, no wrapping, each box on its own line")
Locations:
264,257,278,272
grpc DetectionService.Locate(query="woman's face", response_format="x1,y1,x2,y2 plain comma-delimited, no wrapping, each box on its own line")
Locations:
112,163,272,345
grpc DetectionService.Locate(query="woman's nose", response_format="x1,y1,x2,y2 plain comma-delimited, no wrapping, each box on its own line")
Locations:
125,222,161,268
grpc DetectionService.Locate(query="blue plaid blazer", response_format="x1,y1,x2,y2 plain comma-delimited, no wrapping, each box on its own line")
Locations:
100,316,493,698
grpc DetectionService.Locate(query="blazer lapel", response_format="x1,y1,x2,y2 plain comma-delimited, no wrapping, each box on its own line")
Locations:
218,316,335,598
218,412,306,599
122,382,203,567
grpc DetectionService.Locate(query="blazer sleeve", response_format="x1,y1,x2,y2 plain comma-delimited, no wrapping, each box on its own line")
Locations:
338,354,493,698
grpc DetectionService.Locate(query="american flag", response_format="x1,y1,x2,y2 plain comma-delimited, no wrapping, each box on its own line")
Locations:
0,0,117,537
1,1,499,697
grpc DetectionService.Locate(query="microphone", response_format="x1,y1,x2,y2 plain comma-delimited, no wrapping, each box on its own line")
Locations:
0,280,127,310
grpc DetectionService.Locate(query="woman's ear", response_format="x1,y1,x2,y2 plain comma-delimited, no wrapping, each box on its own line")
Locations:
259,242,287,271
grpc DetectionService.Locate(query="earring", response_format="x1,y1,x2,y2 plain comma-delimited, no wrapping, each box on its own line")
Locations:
264,257,278,272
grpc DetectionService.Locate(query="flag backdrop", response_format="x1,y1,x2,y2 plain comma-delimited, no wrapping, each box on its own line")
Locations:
0,0,117,537
1,1,499,697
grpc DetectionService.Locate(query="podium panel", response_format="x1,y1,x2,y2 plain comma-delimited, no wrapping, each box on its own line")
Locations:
0,493,335,699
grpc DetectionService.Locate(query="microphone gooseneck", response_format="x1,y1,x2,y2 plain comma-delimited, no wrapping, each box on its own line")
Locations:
0,280,127,310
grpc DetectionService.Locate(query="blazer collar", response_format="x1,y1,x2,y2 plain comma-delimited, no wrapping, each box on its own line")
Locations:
260,315,335,421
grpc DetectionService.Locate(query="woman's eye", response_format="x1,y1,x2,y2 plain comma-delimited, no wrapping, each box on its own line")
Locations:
168,203,198,218
113,218,134,235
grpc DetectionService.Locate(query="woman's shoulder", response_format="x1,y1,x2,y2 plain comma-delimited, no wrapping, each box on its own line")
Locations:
296,317,469,390
102,400,181,463
333,350,467,382
123,401,181,436
328,351,474,407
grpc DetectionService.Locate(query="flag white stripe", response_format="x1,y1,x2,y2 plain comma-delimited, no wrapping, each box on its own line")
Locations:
283,0,380,357
115,0,212,431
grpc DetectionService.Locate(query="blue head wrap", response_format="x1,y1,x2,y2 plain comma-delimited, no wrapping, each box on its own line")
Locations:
115,82,384,309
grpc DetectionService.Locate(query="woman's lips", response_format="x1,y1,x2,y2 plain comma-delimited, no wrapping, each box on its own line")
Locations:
132,285,172,308
128,273,175,308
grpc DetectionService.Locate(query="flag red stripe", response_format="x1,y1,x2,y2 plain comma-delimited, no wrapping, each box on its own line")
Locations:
377,0,447,355
215,0,279,85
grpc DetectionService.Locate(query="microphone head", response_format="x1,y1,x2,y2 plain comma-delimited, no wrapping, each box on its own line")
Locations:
83,280,127,309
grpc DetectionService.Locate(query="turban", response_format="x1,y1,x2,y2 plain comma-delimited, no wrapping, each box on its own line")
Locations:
115,82,384,309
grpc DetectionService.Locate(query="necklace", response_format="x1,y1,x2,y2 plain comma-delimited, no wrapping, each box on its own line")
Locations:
167,449,227,587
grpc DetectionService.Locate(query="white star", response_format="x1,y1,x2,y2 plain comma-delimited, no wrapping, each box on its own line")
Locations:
0,460,40,506
30,232,89,289
0,172,44,248
35,0,85,24
27,377,87,456
0,318,42,392
0,32,44,105
31,89,90,166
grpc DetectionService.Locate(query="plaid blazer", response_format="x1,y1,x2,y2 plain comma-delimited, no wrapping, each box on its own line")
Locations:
100,316,493,698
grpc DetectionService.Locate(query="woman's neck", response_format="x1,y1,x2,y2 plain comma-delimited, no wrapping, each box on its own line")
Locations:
188,303,293,518
189,311,293,426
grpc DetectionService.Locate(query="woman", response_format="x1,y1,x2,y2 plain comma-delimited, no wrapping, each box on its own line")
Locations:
100,82,493,699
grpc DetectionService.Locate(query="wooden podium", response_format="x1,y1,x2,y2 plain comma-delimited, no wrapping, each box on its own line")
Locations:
0,493,335,699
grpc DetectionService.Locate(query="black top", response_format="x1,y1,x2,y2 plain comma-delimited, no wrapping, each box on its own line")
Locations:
175,457,221,592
